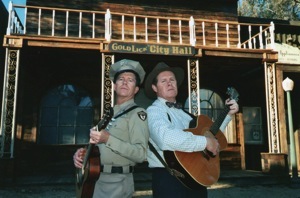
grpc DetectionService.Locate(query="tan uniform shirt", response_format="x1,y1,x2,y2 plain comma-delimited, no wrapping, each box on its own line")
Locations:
93,99,149,198
97,99,149,166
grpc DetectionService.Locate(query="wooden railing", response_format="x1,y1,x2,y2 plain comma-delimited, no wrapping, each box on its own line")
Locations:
6,2,275,50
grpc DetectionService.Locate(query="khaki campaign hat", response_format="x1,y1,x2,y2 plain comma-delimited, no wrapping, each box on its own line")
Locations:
109,59,146,85
144,62,184,99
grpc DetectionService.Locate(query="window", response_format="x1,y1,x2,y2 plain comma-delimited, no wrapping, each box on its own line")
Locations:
243,107,263,144
38,85,94,145
185,88,236,143
184,89,225,120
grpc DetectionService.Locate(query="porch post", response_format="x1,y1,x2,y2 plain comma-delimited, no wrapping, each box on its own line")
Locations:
0,48,21,158
264,62,280,153
261,62,288,175
187,58,200,115
100,54,114,117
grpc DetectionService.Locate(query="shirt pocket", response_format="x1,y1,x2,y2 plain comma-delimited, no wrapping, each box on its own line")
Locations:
111,116,130,140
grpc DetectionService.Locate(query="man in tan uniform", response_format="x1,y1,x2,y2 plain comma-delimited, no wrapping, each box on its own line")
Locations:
73,59,149,198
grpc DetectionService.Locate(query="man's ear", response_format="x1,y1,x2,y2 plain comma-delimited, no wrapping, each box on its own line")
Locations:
134,86,139,94
152,84,157,93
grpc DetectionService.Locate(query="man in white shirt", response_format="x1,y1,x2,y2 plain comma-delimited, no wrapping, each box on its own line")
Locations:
144,62,239,198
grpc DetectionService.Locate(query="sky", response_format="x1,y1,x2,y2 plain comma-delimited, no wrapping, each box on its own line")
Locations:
2,0,26,10
2,0,27,25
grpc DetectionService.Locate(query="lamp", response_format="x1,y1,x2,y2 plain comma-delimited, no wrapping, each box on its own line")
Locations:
282,77,298,186
282,77,294,91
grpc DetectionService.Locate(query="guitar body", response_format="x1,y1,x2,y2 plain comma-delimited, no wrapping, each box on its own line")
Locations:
164,115,228,189
76,145,101,198
163,87,238,189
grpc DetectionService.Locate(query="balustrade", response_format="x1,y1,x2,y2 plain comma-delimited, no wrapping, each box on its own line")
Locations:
6,2,275,50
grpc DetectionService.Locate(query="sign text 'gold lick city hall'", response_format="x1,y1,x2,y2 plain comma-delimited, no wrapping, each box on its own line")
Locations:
108,42,196,56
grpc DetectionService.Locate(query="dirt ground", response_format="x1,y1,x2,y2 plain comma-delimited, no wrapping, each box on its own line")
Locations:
1,183,300,198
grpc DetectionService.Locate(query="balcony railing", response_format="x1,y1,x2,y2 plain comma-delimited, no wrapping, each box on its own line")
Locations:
6,2,275,50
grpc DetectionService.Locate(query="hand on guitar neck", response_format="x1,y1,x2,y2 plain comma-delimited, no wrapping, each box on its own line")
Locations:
204,98,239,157
226,98,239,116
89,128,110,144
73,107,113,169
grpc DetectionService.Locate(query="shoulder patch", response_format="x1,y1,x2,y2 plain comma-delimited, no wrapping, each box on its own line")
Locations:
137,111,147,121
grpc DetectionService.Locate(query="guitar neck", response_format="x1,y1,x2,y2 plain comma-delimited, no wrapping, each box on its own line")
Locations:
210,105,230,135
82,143,94,169
81,107,113,169
82,118,107,169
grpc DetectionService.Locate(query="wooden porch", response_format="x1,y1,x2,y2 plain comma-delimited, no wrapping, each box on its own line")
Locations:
4,2,277,60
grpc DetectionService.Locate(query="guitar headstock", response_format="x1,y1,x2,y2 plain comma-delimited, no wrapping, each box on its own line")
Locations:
226,87,239,101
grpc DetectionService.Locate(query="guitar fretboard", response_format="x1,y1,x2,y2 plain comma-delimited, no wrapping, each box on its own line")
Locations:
210,105,230,135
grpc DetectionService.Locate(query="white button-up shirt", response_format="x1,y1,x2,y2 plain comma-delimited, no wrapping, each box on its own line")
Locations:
147,97,207,168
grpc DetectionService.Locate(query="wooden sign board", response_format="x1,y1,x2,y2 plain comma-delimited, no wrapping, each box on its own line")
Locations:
107,42,196,56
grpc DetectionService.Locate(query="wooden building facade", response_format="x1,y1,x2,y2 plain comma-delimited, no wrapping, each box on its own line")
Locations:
1,0,299,183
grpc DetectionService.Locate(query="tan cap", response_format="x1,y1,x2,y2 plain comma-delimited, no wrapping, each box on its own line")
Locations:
109,59,146,85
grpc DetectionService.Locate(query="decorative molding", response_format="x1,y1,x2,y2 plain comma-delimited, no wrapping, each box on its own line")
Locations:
187,58,199,116
264,62,280,153
101,54,113,117
0,49,19,158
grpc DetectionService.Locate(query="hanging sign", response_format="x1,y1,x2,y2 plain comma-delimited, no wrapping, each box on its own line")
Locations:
108,42,196,56
272,43,300,64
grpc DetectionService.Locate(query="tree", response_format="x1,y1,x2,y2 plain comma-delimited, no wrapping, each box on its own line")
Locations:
238,0,300,21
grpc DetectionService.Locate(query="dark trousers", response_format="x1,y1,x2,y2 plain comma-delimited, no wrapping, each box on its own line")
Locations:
151,168,207,198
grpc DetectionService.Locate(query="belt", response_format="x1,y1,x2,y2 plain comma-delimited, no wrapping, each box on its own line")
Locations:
100,165,134,174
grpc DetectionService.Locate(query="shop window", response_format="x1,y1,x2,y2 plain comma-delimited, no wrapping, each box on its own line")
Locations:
184,89,224,119
184,89,236,143
243,107,263,144
38,85,93,145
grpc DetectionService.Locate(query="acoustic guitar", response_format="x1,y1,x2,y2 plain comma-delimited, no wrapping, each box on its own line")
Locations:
164,87,239,189
75,107,113,198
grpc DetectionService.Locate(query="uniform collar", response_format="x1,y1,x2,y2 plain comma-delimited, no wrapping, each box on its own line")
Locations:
114,99,135,115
